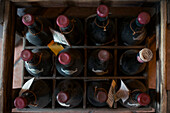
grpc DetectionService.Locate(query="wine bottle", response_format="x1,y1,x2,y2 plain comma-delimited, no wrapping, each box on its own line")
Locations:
56,48,83,77
120,12,150,45
119,80,150,108
88,49,114,76
21,49,53,77
87,5,115,45
22,14,53,46
55,80,83,108
14,80,52,109
87,81,110,107
56,15,84,45
119,48,153,75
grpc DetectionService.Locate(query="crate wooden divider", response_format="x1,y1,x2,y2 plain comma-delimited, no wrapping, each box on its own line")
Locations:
0,0,167,113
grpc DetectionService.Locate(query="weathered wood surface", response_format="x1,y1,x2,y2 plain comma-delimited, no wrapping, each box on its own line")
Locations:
159,0,167,113
0,0,16,113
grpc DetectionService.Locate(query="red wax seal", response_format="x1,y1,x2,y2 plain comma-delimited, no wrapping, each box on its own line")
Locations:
22,14,34,26
57,92,69,103
58,52,71,65
56,15,70,28
96,91,108,103
21,49,34,61
137,93,151,106
98,50,110,62
14,97,28,109
97,5,109,18
137,12,150,25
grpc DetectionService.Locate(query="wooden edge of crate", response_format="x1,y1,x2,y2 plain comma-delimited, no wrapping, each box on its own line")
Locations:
0,1,16,113
159,1,167,113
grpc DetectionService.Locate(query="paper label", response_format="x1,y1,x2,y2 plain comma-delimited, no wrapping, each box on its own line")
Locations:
25,62,44,74
49,27,70,46
48,40,64,56
57,95,70,107
106,80,116,108
92,68,108,75
115,80,129,103
61,68,78,75
133,30,146,41
19,78,35,96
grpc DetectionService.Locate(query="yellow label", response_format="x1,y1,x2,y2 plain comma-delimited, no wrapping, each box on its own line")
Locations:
48,40,64,56
106,80,116,108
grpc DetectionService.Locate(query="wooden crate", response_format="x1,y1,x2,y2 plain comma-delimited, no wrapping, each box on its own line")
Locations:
0,0,167,113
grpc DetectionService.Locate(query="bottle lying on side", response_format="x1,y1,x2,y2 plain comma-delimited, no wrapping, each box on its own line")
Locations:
56,15,84,45
88,49,114,76
56,48,84,77
87,81,110,107
22,14,53,46
21,49,53,77
119,48,153,75
55,80,83,108
14,80,52,109
120,12,151,45
87,5,115,45
118,79,151,108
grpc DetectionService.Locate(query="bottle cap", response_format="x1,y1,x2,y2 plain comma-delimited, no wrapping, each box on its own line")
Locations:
137,48,153,63
57,92,69,103
137,93,151,106
137,12,150,25
22,14,34,26
96,91,108,103
58,52,71,65
56,15,70,28
14,97,28,109
21,49,34,61
97,5,109,18
98,50,110,62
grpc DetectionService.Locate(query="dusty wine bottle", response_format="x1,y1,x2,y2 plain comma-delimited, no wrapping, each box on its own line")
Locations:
56,15,84,45
119,80,150,108
22,14,53,46
55,80,83,108
87,5,115,45
119,48,153,75
14,80,52,109
87,81,110,107
56,48,83,77
120,12,150,45
88,49,114,76
21,49,53,77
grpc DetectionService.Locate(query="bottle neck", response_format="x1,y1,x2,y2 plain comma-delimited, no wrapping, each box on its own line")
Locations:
28,20,42,34
136,53,145,64
131,91,142,102
60,22,73,33
21,91,36,106
27,53,41,65
96,15,108,26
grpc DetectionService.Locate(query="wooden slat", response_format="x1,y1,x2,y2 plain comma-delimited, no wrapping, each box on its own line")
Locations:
159,0,167,113
0,0,16,113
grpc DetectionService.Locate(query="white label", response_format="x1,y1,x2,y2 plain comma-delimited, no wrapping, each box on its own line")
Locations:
127,102,140,107
49,27,70,46
133,30,146,41
19,78,35,96
61,68,78,75
115,80,129,103
92,68,108,75
25,62,44,74
57,95,70,107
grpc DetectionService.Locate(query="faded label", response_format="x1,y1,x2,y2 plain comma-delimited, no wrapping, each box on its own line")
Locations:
25,62,44,74
133,30,146,41
61,68,78,75
49,27,70,46
115,80,129,103
19,77,35,96
57,95,70,107
106,80,116,108
92,68,108,75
